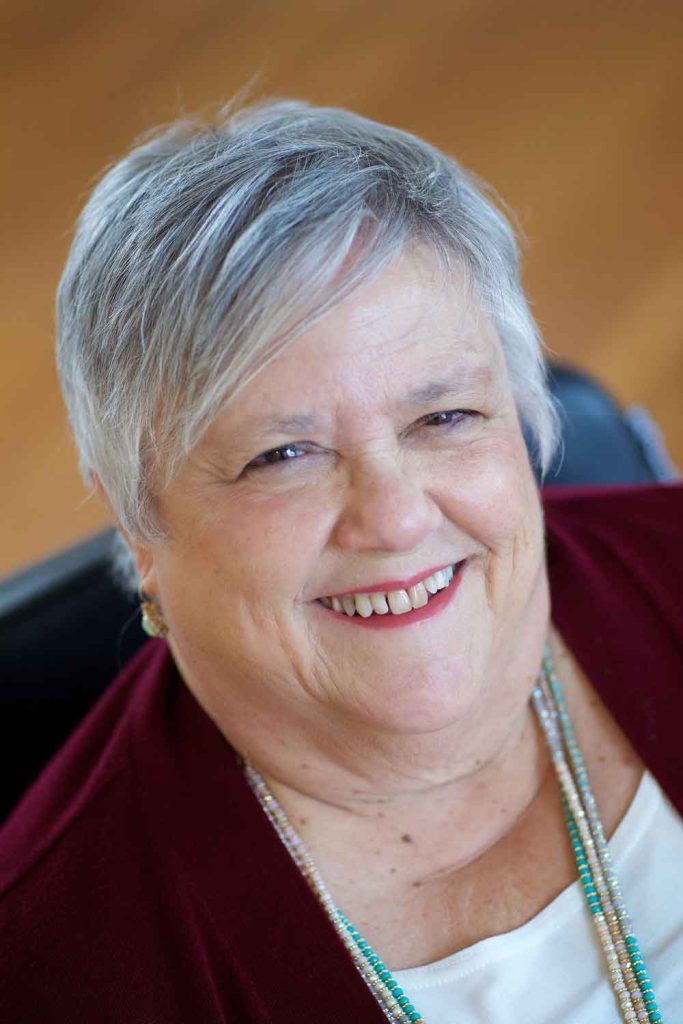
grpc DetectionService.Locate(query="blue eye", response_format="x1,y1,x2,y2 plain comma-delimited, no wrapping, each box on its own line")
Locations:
246,444,307,470
420,409,477,428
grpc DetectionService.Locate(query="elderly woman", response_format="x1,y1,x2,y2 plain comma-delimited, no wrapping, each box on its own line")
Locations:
1,101,681,1024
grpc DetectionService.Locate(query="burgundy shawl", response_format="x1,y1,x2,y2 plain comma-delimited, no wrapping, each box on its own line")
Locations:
1,482,681,1023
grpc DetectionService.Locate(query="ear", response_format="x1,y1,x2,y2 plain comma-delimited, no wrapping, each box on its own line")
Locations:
91,474,160,599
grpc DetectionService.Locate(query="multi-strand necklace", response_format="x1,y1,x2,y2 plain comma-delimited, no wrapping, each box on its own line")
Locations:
242,646,664,1023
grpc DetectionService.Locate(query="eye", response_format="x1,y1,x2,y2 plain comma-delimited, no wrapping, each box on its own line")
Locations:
245,443,309,471
417,409,478,429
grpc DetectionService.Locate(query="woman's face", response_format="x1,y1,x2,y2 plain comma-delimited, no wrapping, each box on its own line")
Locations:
137,250,548,745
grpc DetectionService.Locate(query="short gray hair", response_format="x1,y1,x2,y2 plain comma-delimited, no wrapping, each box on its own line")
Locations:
57,99,560,581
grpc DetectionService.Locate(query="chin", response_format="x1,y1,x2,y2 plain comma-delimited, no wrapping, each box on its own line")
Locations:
355,667,477,736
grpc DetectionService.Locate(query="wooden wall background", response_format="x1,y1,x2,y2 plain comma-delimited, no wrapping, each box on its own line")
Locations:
1,0,681,578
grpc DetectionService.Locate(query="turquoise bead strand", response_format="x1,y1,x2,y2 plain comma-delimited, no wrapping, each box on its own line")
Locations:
243,645,664,1024
543,650,663,1023
337,911,424,1023
242,762,418,1022
534,650,663,1023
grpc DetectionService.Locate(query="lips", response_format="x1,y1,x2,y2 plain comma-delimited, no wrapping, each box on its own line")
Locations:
316,559,467,625
325,562,458,599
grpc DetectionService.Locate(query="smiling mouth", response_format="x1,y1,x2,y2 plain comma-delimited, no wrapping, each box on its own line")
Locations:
318,562,464,618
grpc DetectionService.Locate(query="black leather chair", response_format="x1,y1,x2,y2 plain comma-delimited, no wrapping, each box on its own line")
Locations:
0,363,677,824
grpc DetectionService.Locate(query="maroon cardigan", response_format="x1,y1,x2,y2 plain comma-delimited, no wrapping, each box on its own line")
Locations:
1,483,681,1023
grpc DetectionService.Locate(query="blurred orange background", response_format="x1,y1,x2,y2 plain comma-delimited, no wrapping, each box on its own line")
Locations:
1,0,681,577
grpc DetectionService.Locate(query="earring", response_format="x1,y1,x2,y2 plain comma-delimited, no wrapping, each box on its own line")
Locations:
139,592,169,638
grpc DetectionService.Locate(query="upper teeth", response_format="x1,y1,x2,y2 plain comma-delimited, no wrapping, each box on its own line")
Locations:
321,565,456,617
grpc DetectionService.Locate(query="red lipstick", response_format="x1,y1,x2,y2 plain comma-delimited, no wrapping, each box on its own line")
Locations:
325,562,456,599
316,560,467,630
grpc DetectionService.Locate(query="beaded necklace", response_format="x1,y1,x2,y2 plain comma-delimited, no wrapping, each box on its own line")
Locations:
243,647,664,1023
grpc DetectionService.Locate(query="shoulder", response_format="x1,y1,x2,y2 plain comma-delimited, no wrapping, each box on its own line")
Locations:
0,640,183,1017
541,482,683,813
542,481,682,627
542,479,682,538
542,481,683,595
0,640,262,1020
0,639,171,897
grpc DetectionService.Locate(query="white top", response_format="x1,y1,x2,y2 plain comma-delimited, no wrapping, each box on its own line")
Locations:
393,770,683,1023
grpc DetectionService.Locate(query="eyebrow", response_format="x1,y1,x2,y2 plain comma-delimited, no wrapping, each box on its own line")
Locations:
259,365,496,436
263,412,323,434
400,365,495,407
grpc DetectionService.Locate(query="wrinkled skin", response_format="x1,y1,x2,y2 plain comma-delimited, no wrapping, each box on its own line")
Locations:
118,250,645,971
128,248,549,798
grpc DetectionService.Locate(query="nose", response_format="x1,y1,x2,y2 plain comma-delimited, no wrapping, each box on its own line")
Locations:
332,456,442,553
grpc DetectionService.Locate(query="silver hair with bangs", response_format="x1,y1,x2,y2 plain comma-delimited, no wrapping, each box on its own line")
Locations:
56,99,561,588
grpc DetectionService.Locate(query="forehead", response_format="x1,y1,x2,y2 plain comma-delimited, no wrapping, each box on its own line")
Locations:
212,251,506,436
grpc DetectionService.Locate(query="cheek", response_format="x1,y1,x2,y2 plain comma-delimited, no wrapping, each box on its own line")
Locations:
238,491,332,587
438,431,539,551
170,486,331,607
157,494,324,687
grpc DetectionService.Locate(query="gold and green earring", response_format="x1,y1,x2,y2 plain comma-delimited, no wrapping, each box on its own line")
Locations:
139,591,169,638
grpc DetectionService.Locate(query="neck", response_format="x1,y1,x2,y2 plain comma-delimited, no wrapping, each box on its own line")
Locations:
247,628,558,880
261,696,549,878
